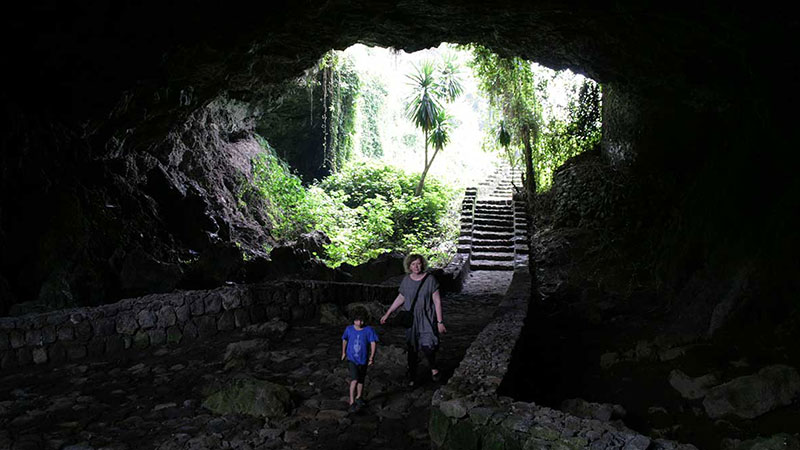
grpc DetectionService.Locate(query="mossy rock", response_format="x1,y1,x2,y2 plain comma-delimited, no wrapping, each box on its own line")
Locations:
444,420,479,450
202,376,291,418
429,407,451,447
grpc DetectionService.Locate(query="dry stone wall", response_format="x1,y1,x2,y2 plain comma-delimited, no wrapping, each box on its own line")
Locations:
0,280,397,370
429,270,699,450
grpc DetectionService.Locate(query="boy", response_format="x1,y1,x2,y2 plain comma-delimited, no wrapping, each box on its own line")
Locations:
341,307,379,412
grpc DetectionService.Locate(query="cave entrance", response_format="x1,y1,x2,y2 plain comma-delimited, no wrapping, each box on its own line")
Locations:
250,42,601,271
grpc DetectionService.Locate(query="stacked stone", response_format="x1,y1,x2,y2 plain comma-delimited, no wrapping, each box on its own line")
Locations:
0,280,397,370
457,187,477,254
429,270,697,450
468,165,521,272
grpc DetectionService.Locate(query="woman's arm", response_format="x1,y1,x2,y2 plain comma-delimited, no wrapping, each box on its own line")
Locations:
432,290,446,334
380,293,406,324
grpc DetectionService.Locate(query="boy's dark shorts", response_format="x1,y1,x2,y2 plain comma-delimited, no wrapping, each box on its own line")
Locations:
348,361,368,383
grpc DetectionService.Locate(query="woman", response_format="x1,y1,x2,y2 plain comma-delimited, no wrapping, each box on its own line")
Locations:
380,253,446,386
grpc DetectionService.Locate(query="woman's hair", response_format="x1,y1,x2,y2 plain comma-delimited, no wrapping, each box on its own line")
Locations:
403,253,428,273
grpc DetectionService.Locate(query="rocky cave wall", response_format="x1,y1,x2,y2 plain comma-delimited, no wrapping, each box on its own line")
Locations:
1,2,797,321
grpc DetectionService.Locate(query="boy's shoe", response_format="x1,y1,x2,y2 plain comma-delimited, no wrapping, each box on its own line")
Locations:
355,398,366,408
431,371,441,383
348,403,358,413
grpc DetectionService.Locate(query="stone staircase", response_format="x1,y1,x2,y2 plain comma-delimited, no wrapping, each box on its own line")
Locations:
458,165,528,271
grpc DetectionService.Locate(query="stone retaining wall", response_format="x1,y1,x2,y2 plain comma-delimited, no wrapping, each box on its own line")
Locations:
0,280,397,370
429,270,698,450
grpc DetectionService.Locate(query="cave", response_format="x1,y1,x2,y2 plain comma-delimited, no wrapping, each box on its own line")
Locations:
1,2,798,449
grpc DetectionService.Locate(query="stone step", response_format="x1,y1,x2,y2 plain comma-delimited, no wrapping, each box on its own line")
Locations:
471,252,514,261
472,245,514,253
476,217,514,227
470,260,515,271
475,214,513,221
475,208,513,215
472,230,514,240
474,225,514,234
476,199,513,206
472,238,512,247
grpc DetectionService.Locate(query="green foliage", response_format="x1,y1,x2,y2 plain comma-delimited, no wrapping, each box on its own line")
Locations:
405,56,465,196
251,136,315,240
319,51,360,172
468,44,542,193
357,74,387,158
467,44,602,192
317,161,457,266
405,61,443,135
254,50,360,181
247,137,457,267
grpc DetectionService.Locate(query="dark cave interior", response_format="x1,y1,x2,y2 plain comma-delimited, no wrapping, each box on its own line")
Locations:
1,2,799,448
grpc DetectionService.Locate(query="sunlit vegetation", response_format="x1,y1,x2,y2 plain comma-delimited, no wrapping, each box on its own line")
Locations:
249,137,457,267
468,44,602,192
247,44,601,268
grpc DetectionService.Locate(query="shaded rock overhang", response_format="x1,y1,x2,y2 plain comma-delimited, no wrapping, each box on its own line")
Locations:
3,2,795,123
0,1,797,309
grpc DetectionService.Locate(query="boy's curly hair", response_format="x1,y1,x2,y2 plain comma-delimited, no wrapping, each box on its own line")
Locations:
350,306,369,322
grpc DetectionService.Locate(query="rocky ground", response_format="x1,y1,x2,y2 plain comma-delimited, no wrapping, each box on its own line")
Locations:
0,271,512,450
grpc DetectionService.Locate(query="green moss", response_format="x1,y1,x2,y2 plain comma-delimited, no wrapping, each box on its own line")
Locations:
429,407,451,447
202,376,291,418
444,420,479,450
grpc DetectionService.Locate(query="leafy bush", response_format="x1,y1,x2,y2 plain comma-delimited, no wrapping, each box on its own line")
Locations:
318,160,457,267
247,141,458,267
251,136,315,239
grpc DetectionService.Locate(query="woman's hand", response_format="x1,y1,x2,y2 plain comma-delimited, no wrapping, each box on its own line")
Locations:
437,322,447,334
380,313,389,324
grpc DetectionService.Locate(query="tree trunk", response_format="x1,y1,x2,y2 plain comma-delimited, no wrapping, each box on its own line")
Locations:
415,130,430,196
521,125,540,300
415,146,441,196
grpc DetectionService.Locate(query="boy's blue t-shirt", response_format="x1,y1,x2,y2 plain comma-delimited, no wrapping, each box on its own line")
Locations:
342,325,379,365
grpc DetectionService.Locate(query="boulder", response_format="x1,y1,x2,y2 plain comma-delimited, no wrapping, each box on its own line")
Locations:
181,243,243,289
223,339,270,362
339,251,405,284
703,364,800,419
295,230,331,259
669,369,718,400
119,248,183,297
560,398,626,421
344,302,387,324
202,376,291,418
735,433,800,450
318,303,347,326
243,318,289,341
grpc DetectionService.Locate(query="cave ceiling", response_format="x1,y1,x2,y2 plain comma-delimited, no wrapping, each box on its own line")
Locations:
4,1,794,129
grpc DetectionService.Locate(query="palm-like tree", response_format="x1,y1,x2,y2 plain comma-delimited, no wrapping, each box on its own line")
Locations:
415,110,452,195
406,58,462,196
406,61,442,194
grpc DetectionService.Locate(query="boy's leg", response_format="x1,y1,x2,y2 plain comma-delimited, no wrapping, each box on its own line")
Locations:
347,362,360,405
355,364,367,402
349,379,357,405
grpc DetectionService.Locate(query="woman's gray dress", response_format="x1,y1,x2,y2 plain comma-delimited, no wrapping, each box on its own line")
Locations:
399,273,440,350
